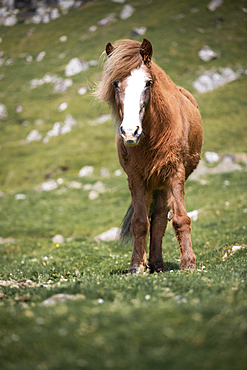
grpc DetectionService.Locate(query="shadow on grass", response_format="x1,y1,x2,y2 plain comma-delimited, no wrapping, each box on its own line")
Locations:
110,261,180,275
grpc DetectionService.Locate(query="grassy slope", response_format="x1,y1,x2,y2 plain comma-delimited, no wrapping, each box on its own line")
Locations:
0,0,247,369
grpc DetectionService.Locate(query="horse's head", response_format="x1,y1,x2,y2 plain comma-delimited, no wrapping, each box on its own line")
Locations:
106,39,153,147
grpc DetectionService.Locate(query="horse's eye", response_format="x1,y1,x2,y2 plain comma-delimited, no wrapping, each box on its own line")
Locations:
113,81,119,89
145,80,152,88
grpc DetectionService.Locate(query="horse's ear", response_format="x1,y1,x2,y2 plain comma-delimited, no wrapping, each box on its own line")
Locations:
106,42,114,57
140,38,153,67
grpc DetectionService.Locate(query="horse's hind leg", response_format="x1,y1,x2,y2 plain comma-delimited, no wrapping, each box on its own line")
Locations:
168,167,196,270
149,190,168,273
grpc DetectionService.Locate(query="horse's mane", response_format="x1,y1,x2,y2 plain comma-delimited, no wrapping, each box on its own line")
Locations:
95,40,143,106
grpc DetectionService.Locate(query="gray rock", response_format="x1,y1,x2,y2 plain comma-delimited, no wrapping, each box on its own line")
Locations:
42,293,85,306
58,0,75,11
30,78,43,89
43,14,50,24
67,181,82,189
120,4,134,20
187,210,199,221
94,227,120,242
207,0,223,12
58,102,68,111
88,60,98,67
59,35,67,42
78,166,94,177
88,190,99,200
15,193,26,200
64,114,76,127
36,51,46,62
0,104,7,120
47,122,63,137
52,234,64,244
100,168,110,177
15,105,23,113
88,25,97,33
89,114,111,126
190,155,242,180
35,119,44,126
31,15,42,24
205,151,220,163
114,169,122,176
3,14,17,26
26,129,42,143
50,8,60,20
212,156,242,173
78,86,87,95
0,237,15,244
53,78,72,93
98,14,116,27
170,14,186,20
193,68,241,93
198,46,218,62
131,27,147,37
37,180,58,192
65,58,88,77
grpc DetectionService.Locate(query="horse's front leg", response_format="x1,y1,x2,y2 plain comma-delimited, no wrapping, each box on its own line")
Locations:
129,184,152,274
149,190,168,273
168,167,196,270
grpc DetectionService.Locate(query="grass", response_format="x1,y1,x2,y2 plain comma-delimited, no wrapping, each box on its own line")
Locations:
0,0,247,369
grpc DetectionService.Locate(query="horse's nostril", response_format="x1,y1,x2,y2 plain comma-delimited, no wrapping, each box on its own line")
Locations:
134,126,140,137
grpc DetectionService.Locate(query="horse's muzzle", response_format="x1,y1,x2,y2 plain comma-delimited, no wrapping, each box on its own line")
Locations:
119,125,141,146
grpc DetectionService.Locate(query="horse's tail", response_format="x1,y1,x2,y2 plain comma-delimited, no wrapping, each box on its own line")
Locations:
120,190,160,243
120,203,134,243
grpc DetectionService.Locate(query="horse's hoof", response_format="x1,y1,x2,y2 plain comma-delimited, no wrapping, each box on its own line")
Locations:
181,263,197,270
149,262,166,273
128,265,145,274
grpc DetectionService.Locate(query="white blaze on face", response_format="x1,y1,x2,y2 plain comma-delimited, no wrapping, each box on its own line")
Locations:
121,67,148,135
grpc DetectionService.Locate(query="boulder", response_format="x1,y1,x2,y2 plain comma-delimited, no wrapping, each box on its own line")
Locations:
78,86,87,95
205,151,220,163
53,78,72,93
98,14,116,27
120,4,134,20
132,26,146,36
78,166,94,177
0,104,7,120
207,0,223,12
94,227,120,242
52,234,64,244
42,293,85,306
198,46,218,62
3,14,17,26
37,180,58,192
15,194,26,200
89,114,111,126
36,51,46,62
58,102,68,111
193,68,241,93
26,129,42,143
65,58,88,77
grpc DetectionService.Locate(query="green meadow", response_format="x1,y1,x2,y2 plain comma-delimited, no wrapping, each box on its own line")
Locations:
0,0,246,369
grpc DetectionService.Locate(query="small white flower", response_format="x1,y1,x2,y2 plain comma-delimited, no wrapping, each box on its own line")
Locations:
98,298,104,304
145,295,150,300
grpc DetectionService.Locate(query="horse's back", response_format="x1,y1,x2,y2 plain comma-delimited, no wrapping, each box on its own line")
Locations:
178,86,198,108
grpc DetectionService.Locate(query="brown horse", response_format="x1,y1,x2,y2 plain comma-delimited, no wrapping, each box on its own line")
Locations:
95,39,203,273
